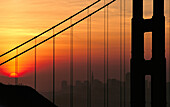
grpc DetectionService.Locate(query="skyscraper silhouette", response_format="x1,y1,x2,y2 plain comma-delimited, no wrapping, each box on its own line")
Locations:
131,0,166,107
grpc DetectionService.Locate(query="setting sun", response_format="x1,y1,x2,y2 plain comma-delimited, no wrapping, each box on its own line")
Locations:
10,72,18,78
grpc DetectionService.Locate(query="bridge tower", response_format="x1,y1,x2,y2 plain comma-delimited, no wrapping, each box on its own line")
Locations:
131,0,166,107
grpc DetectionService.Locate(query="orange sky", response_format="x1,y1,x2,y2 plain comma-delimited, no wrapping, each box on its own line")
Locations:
0,0,169,91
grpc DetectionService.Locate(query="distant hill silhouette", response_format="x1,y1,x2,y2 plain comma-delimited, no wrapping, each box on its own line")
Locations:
0,83,57,107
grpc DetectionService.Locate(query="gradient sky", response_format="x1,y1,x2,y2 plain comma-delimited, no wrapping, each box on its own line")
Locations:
0,0,169,93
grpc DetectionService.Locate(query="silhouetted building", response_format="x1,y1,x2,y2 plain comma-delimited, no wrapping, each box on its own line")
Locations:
76,80,82,87
61,80,68,90
84,80,89,87
92,72,94,83
55,73,169,107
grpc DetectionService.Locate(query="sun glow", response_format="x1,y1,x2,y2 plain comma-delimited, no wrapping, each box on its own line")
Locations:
10,72,18,78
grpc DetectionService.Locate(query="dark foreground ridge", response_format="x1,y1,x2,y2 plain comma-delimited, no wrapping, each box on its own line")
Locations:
0,83,57,107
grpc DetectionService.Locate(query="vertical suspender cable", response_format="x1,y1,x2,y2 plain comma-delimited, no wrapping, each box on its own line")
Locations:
123,0,126,107
87,8,92,107
106,5,109,107
35,39,37,90
87,8,91,107
87,8,89,107
53,29,55,104
104,0,106,107
169,0,170,81
168,0,170,105
87,10,89,107
169,0,170,84
16,49,18,85
169,0,170,86
15,49,18,85
88,2,92,107
89,16,92,107
70,18,73,107
120,0,123,107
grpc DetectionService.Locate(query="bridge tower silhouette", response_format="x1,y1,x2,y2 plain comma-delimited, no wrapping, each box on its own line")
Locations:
131,0,166,107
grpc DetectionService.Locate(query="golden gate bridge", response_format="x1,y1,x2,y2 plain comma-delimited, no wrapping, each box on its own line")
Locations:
0,0,169,107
